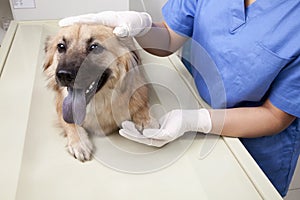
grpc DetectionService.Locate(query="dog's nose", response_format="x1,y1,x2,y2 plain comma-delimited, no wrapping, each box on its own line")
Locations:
56,69,76,87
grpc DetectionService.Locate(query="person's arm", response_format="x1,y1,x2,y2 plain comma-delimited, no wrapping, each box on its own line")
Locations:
119,99,296,147
210,99,296,138
135,22,188,56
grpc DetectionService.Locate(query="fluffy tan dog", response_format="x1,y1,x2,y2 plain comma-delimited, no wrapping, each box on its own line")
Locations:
44,24,157,161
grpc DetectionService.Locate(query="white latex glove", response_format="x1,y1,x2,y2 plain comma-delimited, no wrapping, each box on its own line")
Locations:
59,11,152,37
119,109,212,147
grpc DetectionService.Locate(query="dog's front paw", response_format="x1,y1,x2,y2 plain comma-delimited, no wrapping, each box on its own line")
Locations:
135,116,160,131
68,138,93,162
147,116,160,129
68,137,93,162
67,128,93,162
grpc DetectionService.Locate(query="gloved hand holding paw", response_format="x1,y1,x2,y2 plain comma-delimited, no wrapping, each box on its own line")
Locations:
119,109,212,147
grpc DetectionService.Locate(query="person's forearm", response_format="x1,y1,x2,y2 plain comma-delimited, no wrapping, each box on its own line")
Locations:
135,22,171,56
135,22,188,57
209,100,295,138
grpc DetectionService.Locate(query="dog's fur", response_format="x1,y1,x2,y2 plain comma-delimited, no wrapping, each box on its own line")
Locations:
44,24,157,161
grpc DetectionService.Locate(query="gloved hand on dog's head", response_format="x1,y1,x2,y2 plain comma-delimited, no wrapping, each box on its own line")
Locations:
59,11,152,37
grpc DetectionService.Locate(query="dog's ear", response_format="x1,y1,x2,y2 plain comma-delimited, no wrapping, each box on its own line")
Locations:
43,36,56,71
129,49,141,68
117,37,141,70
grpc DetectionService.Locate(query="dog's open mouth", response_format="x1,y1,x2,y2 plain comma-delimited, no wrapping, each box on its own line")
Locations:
62,68,112,125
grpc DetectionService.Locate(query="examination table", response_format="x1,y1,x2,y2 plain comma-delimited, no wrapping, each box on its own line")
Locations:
0,21,282,200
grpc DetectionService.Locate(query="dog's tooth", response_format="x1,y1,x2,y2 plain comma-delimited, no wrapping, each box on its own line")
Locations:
89,85,93,90
86,89,90,94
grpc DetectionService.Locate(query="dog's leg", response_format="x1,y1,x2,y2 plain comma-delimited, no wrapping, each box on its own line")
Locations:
132,106,159,131
64,124,93,162
129,85,159,131
55,90,93,161
129,92,160,130
129,86,159,130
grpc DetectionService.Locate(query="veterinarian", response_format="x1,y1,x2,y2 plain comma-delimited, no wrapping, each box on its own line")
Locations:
59,0,300,197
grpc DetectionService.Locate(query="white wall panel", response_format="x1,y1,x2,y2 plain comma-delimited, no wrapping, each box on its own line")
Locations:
129,0,167,21
9,0,129,20
9,0,168,21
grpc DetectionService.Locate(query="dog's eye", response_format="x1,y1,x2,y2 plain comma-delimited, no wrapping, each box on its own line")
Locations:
57,43,66,53
88,43,104,54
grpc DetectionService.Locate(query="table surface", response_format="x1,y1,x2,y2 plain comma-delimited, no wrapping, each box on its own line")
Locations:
0,21,282,200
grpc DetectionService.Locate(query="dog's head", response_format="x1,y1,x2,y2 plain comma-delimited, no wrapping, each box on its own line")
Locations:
44,24,140,125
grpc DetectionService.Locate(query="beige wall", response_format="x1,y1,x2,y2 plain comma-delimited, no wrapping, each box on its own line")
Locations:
9,0,129,20
9,0,168,21
2,0,168,45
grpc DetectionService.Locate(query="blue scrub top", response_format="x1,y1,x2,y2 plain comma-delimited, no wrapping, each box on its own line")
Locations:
162,0,300,196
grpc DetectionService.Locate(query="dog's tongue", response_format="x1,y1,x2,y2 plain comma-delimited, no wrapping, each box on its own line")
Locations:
62,88,86,125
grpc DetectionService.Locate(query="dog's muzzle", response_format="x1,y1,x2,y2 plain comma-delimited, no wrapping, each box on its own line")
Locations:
56,69,77,87
56,63,112,125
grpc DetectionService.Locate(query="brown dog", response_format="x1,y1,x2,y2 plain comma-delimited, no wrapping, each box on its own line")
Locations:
44,24,157,161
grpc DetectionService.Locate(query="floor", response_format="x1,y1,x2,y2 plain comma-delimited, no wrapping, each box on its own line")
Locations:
284,157,300,200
